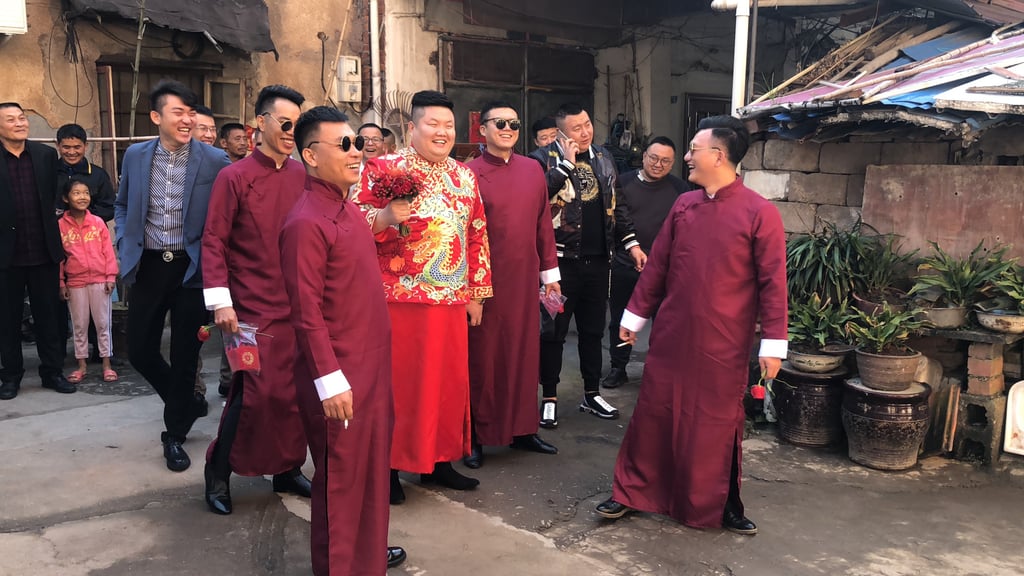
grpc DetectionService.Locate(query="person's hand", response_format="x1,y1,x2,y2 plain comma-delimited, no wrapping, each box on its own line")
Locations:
562,137,579,164
322,390,353,422
381,198,412,227
629,246,648,271
467,300,483,326
104,282,114,295
619,326,637,346
59,286,70,301
544,282,561,298
760,356,782,380
214,306,239,334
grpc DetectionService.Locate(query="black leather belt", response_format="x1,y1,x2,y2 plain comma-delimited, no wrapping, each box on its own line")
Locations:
144,249,187,262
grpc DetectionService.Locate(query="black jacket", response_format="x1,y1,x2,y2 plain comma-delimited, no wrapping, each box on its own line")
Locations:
0,141,64,269
612,170,687,268
57,159,116,221
529,142,617,260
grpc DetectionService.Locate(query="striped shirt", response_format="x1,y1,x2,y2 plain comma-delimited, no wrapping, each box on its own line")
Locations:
144,141,190,251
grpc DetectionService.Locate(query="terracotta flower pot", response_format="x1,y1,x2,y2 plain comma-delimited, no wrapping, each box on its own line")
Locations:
855,348,922,392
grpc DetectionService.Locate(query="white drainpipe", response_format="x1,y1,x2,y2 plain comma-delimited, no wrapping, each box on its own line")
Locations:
370,0,382,124
730,1,751,116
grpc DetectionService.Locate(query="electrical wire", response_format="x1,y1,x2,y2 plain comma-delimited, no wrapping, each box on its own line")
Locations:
48,15,95,120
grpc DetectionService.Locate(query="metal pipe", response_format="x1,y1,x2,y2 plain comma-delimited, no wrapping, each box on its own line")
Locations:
731,0,750,115
370,0,382,123
711,0,861,9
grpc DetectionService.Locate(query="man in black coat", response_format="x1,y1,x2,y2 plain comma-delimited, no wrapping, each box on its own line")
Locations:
55,123,115,221
0,102,75,400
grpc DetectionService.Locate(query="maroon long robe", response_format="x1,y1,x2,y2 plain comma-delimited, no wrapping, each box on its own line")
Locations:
611,177,787,528
202,148,307,475
280,175,393,576
466,151,558,445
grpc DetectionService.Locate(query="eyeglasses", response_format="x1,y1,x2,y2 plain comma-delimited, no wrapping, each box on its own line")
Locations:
362,136,384,144
483,118,521,131
307,135,365,152
688,143,721,154
645,154,673,166
261,112,294,133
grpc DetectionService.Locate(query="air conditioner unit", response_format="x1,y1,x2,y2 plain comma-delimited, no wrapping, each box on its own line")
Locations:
335,55,362,104
0,0,28,35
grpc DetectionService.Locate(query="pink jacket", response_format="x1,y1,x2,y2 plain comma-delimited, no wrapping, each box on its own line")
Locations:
59,210,119,288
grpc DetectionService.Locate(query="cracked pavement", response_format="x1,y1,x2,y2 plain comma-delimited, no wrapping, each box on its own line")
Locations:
2,329,1024,575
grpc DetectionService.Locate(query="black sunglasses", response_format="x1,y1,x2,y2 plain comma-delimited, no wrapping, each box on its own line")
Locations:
483,118,521,131
261,112,294,133
307,135,365,152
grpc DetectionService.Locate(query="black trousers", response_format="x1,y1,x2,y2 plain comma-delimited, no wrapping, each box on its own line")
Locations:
0,262,64,383
607,260,641,370
540,257,609,398
127,252,206,441
209,371,243,479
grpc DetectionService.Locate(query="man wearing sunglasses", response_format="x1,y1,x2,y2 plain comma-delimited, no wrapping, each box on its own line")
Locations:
200,85,313,516
528,102,619,428
464,101,560,469
601,136,686,390
596,115,787,537
353,90,492,502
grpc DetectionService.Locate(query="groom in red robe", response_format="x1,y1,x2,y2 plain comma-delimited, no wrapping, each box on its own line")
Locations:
281,106,405,574
596,115,787,536
464,101,560,467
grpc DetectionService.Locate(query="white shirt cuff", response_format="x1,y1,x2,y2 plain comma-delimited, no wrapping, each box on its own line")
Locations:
203,287,233,311
540,267,561,285
624,241,640,251
315,369,352,401
759,339,788,359
621,309,648,332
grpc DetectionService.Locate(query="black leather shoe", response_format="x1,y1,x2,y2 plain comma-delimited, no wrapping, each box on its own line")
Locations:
0,380,19,400
722,508,758,535
204,463,232,515
217,382,230,397
463,443,483,469
42,375,77,394
272,470,312,498
421,461,479,490
163,439,191,472
193,393,209,418
390,469,406,505
510,434,558,455
386,546,407,568
600,367,628,389
596,498,632,519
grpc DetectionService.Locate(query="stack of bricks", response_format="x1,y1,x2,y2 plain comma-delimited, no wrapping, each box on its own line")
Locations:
955,342,1009,464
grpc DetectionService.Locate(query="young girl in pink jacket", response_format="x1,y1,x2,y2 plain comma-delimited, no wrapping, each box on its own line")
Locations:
59,176,119,383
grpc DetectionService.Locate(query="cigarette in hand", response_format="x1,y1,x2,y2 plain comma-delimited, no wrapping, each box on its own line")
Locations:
616,341,630,348
344,419,349,430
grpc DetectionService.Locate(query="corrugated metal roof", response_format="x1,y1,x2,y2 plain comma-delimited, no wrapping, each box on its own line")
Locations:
899,0,1024,26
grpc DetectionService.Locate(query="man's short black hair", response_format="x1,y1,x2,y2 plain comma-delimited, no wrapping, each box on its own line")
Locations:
255,85,305,117
57,123,88,143
696,115,750,165
479,101,516,122
218,122,245,140
358,122,383,133
149,80,198,113
0,102,24,113
531,116,556,138
647,136,676,152
555,102,586,120
295,106,350,161
410,90,454,122
193,104,215,118
381,127,394,138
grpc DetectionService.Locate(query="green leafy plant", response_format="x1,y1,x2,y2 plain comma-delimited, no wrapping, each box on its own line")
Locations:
908,241,1013,308
846,302,923,355
992,265,1024,315
787,218,872,305
788,293,855,350
855,234,917,301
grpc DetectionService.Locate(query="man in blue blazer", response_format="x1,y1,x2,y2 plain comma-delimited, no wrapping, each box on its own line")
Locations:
115,81,230,472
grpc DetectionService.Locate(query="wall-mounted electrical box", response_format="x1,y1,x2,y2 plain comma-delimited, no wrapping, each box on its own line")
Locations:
336,55,362,103
0,0,28,35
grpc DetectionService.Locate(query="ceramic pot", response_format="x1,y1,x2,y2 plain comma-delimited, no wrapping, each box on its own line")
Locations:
842,378,930,470
915,306,967,329
855,348,922,392
976,311,1024,334
787,349,846,374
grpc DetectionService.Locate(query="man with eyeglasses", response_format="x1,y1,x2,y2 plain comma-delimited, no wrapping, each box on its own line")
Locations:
358,122,386,163
281,105,406,576
192,105,219,146
463,101,560,469
601,136,686,390
596,115,787,537
528,102,619,428
201,85,313,515
353,90,492,502
114,81,231,471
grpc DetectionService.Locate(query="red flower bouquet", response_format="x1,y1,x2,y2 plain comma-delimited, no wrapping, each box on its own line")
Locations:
365,160,421,236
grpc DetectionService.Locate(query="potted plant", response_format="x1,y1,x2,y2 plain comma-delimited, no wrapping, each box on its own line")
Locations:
787,293,855,373
787,218,870,305
976,264,1024,334
852,234,916,315
846,303,924,391
908,240,1012,329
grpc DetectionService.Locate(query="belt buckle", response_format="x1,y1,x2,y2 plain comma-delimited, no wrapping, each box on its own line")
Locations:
161,250,174,263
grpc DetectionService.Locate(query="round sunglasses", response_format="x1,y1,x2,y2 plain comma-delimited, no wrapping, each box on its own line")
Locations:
306,135,366,152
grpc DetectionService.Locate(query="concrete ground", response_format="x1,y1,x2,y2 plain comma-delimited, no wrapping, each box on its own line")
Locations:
2,328,1023,576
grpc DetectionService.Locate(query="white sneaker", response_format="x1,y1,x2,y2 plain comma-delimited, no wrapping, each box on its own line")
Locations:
539,400,558,429
580,394,619,420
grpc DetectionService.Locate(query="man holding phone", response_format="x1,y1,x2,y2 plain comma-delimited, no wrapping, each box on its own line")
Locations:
529,103,619,429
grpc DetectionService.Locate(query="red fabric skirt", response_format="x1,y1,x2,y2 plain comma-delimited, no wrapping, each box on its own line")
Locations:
388,302,472,473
